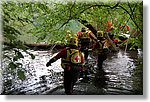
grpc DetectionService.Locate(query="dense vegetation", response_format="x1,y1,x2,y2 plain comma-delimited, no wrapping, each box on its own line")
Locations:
1,0,143,90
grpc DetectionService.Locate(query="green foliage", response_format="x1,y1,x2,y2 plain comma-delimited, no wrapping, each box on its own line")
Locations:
131,58,143,94
2,2,36,83
2,0,143,90
17,69,26,81
8,62,17,70
2,1,143,45
128,36,143,51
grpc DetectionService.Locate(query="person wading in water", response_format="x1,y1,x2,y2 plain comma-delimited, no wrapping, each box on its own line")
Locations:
46,37,84,95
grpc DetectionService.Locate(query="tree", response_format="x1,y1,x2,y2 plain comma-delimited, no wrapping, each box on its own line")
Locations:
1,0,143,93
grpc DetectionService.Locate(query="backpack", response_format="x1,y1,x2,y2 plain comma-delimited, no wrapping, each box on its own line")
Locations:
96,40,104,54
80,31,89,38
61,48,82,65
68,49,82,64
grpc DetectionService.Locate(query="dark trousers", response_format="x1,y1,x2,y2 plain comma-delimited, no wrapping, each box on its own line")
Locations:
80,47,89,62
64,66,80,95
97,53,107,69
83,48,89,61
80,40,90,61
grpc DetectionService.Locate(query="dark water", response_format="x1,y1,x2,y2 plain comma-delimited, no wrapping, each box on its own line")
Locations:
2,49,143,95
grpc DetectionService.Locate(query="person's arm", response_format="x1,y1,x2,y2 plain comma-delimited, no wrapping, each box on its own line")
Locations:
46,48,67,67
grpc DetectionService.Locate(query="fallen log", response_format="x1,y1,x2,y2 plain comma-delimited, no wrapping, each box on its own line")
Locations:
3,41,65,50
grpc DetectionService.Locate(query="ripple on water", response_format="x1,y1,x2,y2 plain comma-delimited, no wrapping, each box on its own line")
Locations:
2,49,142,95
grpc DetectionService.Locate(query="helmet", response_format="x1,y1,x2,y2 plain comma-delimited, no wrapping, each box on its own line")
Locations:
81,27,86,32
66,30,71,34
126,31,129,34
97,31,104,38
110,26,115,30
65,30,72,40
68,37,78,46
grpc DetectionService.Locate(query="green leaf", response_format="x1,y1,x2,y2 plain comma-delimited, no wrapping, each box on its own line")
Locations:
17,69,26,81
13,56,18,61
8,62,17,70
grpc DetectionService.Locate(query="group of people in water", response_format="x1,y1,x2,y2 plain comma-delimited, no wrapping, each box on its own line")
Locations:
46,26,129,95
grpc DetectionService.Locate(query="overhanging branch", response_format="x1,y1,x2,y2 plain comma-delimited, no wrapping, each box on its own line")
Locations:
118,5,142,33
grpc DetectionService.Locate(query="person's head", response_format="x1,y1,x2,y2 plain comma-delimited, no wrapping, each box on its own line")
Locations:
68,37,78,48
66,30,71,34
81,27,86,32
97,31,104,40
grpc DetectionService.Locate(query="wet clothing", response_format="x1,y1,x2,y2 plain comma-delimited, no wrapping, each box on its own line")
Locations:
77,31,96,61
46,47,84,95
92,39,109,69
64,65,80,94
77,31,96,46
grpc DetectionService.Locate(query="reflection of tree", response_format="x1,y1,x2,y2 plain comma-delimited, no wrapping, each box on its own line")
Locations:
92,69,108,89
131,59,143,94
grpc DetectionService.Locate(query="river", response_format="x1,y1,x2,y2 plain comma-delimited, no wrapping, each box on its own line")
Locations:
1,49,143,95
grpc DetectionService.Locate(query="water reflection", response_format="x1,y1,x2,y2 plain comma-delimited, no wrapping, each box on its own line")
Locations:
102,50,142,95
2,49,143,95
92,69,108,89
